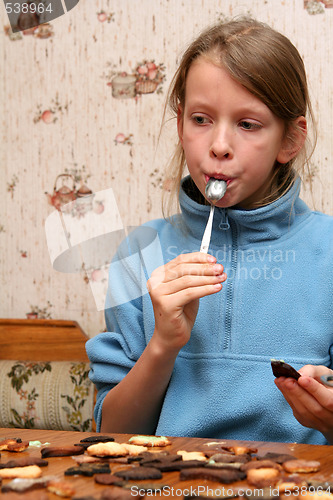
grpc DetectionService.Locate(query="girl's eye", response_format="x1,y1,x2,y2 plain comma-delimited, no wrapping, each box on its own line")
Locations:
192,115,209,125
239,121,262,130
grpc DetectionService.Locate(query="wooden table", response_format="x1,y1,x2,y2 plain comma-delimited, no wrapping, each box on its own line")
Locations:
1,428,333,499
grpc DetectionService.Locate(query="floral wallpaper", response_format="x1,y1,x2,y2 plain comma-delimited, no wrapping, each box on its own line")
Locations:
1,0,332,338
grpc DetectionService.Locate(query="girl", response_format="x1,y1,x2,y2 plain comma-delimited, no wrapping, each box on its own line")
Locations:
86,18,333,445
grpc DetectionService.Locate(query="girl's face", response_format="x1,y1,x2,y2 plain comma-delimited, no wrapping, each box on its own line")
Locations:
177,58,295,209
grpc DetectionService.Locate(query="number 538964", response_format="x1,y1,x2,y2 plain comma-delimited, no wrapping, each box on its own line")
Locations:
5,2,53,14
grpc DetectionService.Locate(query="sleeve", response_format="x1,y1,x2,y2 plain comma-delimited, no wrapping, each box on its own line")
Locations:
85,223,164,431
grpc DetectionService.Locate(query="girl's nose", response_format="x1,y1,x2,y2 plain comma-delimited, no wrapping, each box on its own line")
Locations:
209,127,233,160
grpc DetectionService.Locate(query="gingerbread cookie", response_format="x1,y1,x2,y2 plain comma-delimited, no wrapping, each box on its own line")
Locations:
87,442,128,457
47,479,76,497
241,460,282,472
177,450,207,461
247,467,281,487
0,438,29,452
283,459,321,473
222,445,258,455
0,465,42,480
128,435,171,447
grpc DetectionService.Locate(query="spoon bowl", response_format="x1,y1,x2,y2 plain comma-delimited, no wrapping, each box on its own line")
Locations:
205,178,227,203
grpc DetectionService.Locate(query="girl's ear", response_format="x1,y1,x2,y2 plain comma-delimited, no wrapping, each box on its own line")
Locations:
277,116,307,164
177,105,184,145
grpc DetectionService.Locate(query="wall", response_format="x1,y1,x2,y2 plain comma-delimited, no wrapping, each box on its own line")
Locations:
1,0,332,338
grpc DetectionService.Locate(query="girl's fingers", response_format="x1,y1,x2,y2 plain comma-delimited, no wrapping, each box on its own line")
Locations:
168,252,217,265
148,254,225,291
149,272,226,297
277,376,333,411
275,377,333,431
299,365,333,381
298,376,333,410
163,262,224,282
162,252,218,274
167,282,223,307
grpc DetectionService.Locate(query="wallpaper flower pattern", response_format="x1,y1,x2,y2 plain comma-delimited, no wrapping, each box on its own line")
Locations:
1,0,332,338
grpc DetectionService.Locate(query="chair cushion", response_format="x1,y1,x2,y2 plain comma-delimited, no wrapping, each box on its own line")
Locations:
0,360,94,431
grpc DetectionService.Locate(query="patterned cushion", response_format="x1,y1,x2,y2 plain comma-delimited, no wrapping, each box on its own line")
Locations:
0,361,94,431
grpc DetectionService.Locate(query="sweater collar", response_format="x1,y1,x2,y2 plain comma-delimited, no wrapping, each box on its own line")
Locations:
179,175,311,246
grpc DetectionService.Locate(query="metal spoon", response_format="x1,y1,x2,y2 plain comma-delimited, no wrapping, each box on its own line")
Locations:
200,179,227,253
205,178,227,203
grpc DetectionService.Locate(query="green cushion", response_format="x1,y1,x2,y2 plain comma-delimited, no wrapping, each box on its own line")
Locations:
0,361,94,431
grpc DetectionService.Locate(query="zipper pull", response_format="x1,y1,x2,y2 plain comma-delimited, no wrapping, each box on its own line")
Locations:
219,209,230,230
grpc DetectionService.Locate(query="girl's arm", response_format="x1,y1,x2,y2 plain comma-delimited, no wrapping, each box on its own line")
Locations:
99,252,226,434
275,365,333,444
100,335,177,434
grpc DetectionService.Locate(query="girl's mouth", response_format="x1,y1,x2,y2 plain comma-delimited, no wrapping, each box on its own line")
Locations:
205,174,233,186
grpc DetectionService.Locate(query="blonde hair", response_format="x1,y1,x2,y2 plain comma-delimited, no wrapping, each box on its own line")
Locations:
162,17,316,216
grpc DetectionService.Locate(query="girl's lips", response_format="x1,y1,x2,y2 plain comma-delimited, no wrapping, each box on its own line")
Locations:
204,174,234,186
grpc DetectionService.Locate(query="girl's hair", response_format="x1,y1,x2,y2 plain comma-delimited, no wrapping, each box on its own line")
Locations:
162,17,316,215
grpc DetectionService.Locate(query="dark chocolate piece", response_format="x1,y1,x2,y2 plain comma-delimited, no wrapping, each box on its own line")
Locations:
127,450,173,464
80,435,115,443
0,457,48,469
146,459,206,471
260,452,296,463
94,474,124,485
41,445,84,457
271,360,300,380
209,453,250,464
180,467,246,483
1,477,50,493
206,460,243,469
114,466,162,481
65,462,111,476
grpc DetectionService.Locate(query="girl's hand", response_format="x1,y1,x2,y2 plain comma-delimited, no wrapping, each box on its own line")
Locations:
275,365,333,443
147,252,226,354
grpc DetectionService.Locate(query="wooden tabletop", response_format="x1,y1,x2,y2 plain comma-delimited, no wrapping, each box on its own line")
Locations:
1,428,333,499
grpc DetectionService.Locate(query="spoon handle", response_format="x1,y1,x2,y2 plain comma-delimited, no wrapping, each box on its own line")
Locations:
200,205,215,253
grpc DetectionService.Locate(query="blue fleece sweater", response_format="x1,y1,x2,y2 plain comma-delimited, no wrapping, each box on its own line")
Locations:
86,176,333,444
